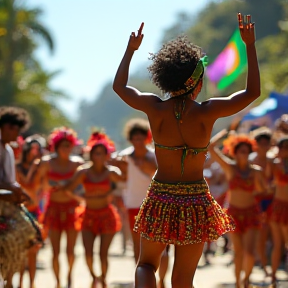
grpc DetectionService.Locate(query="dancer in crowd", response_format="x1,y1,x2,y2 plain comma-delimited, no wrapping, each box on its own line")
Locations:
30,127,84,288
113,12,259,288
203,153,229,263
110,118,169,288
16,135,46,288
0,107,40,288
249,127,273,276
267,136,288,284
62,131,124,288
209,130,267,288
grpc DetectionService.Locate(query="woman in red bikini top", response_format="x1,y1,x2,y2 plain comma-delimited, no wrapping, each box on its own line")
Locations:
209,130,267,288
30,127,84,288
268,136,288,199
64,131,126,209
210,130,266,207
63,131,126,287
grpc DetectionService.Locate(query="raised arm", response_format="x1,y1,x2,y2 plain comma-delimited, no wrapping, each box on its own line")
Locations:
113,22,160,112
209,129,234,178
203,13,260,119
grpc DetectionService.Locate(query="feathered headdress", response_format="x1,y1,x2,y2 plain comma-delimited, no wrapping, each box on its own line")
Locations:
86,131,115,154
223,133,256,157
48,127,78,150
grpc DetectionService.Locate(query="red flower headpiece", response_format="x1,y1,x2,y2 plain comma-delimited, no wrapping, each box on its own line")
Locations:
86,131,115,154
48,127,78,149
223,134,257,158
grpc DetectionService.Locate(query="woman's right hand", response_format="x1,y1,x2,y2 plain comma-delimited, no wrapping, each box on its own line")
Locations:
127,22,144,51
238,13,255,46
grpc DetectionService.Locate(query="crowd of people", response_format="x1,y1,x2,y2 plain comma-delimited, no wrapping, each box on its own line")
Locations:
1,12,288,288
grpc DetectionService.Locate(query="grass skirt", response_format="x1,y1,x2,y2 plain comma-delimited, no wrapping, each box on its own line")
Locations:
0,201,40,279
133,179,235,245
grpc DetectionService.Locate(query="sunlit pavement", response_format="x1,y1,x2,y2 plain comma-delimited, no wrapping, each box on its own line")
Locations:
15,233,288,288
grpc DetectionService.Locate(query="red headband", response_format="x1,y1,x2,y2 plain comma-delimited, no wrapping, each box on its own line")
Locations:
86,131,115,154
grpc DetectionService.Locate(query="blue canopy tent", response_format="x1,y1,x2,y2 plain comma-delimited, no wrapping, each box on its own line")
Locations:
240,92,288,131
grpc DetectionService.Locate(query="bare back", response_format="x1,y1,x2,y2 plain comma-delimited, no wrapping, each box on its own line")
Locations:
148,97,214,182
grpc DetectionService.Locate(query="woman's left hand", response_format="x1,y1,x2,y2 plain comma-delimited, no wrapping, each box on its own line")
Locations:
127,22,144,51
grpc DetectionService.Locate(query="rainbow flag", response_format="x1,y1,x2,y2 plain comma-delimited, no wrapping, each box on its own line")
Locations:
206,29,247,90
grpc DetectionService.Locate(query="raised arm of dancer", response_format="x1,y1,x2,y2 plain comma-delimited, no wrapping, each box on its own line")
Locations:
209,129,234,179
113,22,160,113
203,13,260,118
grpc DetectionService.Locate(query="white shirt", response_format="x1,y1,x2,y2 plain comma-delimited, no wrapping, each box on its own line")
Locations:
0,131,16,184
122,147,155,209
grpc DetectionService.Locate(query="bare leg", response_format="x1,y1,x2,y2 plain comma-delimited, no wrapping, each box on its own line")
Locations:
82,230,97,281
270,222,283,282
28,244,40,288
49,230,62,288
158,245,170,288
256,223,269,275
132,231,141,263
243,229,258,287
99,233,115,288
229,232,244,288
171,242,204,288
66,229,78,288
135,237,167,288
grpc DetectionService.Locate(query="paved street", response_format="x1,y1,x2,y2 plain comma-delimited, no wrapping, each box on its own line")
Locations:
15,233,288,288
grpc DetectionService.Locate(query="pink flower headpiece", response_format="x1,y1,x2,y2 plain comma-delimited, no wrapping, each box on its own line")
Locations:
48,127,78,150
86,131,115,154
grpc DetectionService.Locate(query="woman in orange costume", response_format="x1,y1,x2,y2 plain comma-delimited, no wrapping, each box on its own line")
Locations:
209,130,267,288
31,127,84,288
16,136,44,288
63,131,125,288
267,136,288,284
113,12,259,288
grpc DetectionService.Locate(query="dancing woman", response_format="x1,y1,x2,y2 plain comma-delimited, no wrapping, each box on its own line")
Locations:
63,131,125,288
209,130,267,288
267,136,288,284
31,127,84,288
16,136,45,288
113,13,260,288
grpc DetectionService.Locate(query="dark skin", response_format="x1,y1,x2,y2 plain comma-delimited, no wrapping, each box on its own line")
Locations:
113,13,260,288
209,129,267,288
0,123,30,203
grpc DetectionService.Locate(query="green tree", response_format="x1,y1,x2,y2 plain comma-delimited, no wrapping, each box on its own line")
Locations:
0,0,69,134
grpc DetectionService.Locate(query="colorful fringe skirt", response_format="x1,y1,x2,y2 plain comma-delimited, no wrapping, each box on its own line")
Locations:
44,200,84,232
269,198,288,225
227,204,261,233
133,179,235,245
82,204,122,235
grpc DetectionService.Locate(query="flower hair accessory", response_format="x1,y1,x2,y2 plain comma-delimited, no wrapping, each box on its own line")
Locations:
86,131,116,154
170,56,208,97
223,133,257,158
48,127,78,149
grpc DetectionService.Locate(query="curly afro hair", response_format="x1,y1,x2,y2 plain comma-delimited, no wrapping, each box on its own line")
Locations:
148,36,202,94
0,106,31,132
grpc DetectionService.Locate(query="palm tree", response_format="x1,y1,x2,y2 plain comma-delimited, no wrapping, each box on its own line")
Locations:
0,0,54,104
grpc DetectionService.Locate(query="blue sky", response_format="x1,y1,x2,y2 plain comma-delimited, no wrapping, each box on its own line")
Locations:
28,0,212,120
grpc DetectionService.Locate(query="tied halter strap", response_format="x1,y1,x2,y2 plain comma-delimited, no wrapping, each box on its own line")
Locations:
154,142,209,176
154,95,209,176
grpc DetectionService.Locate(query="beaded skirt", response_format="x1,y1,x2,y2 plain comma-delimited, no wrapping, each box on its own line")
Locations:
133,179,235,245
